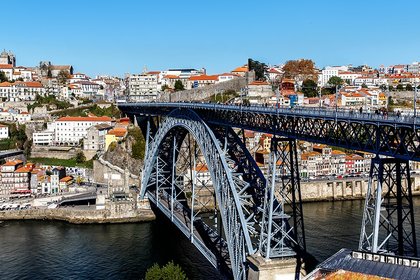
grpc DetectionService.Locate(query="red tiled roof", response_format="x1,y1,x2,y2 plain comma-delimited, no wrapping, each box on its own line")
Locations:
15,166,32,173
232,66,248,72
189,75,218,81
3,160,23,166
0,64,13,69
163,75,179,79
108,128,127,137
60,176,73,183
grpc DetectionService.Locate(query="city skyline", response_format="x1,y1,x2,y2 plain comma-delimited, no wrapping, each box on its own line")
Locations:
4,0,420,76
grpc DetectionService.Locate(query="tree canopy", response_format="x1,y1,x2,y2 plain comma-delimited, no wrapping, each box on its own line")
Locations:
145,261,187,280
174,80,184,91
327,76,344,87
282,59,318,82
0,71,8,82
57,70,70,85
248,58,267,81
301,79,318,97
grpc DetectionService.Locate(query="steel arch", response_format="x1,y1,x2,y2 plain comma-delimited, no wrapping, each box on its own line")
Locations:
140,109,256,279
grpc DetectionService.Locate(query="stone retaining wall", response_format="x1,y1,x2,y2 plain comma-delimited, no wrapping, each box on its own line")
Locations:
0,208,155,224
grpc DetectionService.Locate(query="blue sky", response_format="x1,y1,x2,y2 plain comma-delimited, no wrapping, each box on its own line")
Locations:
3,0,420,76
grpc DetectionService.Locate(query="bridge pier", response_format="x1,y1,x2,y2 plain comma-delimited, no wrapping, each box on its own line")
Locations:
359,156,417,257
247,255,305,280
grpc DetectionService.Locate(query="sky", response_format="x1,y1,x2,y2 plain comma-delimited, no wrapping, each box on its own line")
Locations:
3,0,420,77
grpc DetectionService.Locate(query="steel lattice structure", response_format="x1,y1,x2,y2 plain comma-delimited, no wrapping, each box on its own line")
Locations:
120,102,420,161
118,102,420,278
359,157,417,257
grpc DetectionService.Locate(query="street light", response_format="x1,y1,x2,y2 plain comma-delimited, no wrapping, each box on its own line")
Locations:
414,82,418,125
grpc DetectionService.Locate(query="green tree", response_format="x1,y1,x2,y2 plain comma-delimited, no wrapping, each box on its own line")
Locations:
396,84,404,91
406,84,413,91
301,79,318,97
388,85,394,91
361,83,368,88
379,84,387,91
145,261,188,280
161,84,170,91
129,127,145,160
0,71,8,82
248,58,267,81
57,70,70,85
174,80,184,91
75,151,86,163
327,76,344,87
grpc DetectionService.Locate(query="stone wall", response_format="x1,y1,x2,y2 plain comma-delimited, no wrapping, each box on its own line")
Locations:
300,176,420,202
158,77,248,102
31,147,78,160
0,207,155,224
93,157,140,187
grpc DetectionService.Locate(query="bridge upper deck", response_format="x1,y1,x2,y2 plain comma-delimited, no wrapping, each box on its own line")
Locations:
119,102,420,161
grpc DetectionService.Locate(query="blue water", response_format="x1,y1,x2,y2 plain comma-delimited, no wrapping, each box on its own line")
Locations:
1,198,420,279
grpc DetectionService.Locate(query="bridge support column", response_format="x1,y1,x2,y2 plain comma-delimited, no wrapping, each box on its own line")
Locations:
259,138,306,273
359,157,417,257
247,254,305,280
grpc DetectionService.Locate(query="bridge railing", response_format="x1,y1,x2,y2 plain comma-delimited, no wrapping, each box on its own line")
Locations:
126,102,420,125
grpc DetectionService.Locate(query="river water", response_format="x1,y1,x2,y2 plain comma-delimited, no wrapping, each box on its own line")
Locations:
2,198,420,280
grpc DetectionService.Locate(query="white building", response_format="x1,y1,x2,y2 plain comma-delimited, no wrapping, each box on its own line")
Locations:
0,124,8,139
0,81,45,101
34,116,113,146
128,73,159,102
54,116,113,146
320,66,349,86
33,131,55,146
0,64,13,80
12,67,33,81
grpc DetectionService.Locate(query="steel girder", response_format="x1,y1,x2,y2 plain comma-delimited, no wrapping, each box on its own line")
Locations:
259,138,306,260
359,157,417,257
119,103,420,161
140,109,260,280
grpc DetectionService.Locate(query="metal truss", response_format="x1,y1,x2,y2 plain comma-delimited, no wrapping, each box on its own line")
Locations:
259,138,306,259
140,109,260,280
120,103,420,161
359,157,417,257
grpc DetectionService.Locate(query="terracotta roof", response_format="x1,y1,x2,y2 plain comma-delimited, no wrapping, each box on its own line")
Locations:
18,81,43,88
232,66,248,72
108,127,127,137
2,160,23,166
332,150,346,155
219,72,239,77
163,75,179,79
60,176,73,183
15,166,32,173
0,64,13,69
146,71,161,75
0,82,13,87
194,164,209,172
57,116,112,122
189,75,218,81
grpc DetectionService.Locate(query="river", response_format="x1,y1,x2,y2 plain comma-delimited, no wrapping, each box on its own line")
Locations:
2,198,420,279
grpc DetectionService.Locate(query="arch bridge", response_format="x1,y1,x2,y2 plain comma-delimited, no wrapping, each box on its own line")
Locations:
119,102,420,279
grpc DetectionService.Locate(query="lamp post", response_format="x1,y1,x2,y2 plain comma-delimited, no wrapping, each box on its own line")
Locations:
415,82,418,125
335,85,340,120
319,86,322,109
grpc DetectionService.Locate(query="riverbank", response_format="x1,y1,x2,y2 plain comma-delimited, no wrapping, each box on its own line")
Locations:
0,208,156,224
